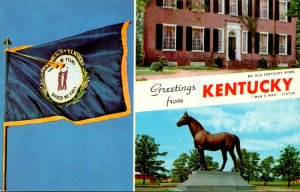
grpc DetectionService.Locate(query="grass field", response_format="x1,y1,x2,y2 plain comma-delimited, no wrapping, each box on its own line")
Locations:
135,182,177,192
251,180,300,188
136,70,176,76
135,187,175,191
136,65,218,72
135,65,219,79
135,180,300,191
163,66,219,70
136,65,294,74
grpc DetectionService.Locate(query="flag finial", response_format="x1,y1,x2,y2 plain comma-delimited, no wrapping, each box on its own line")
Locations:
3,37,12,50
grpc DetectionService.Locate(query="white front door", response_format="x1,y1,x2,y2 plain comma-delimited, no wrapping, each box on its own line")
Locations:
226,22,241,61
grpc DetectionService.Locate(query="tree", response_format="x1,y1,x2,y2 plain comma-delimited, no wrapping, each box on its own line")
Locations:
239,149,260,183
188,149,201,171
171,153,191,182
287,0,300,19
135,134,168,185
274,145,300,187
296,21,300,61
155,172,168,183
188,149,219,171
136,0,151,65
259,156,275,186
205,156,219,171
172,150,219,182
287,0,300,61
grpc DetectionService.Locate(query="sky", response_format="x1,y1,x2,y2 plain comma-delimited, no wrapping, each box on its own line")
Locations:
136,98,300,172
0,0,133,191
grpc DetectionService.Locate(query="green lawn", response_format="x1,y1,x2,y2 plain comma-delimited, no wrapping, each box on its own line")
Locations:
260,67,296,71
163,66,219,70
136,65,297,72
135,180,300,191
136,65,219,77
135,187,175,191
250,180,300,188
136,65,219,71
136,70,176,76
135,65,298,81
135,183,177,192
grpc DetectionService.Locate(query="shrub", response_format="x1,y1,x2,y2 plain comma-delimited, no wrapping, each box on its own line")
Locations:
150,56,168,72
213,57,223,68
150,62,164,71
257,58,268,69
292,64,300,68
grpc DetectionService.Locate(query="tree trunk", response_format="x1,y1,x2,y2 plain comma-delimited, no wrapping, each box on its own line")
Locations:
143,173,146,185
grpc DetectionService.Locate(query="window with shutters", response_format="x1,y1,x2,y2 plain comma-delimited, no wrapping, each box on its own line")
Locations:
260,0,268,19
218,0,224,13
279,1,288,21
192,27,204,51
163,0,177,8
259,33,268,54
242,31,248,53
242,0,248,16
191,0,205,11
230,0,238,14
218,29,224,52
279,34,287,54
163,25,176,50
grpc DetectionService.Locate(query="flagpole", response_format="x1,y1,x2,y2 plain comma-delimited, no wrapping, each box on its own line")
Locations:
2,126,7,191
3,37,12,191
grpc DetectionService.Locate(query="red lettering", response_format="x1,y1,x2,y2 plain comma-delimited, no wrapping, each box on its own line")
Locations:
202,78,293,98
225,83,236,96
260,80,269,93
271,79,281,92
247,81,258,94
237,82,246,94
203,84,214,98
282,78,293,91
216,84,223,97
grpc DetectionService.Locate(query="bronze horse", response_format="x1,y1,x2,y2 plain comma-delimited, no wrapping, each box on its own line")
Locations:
177,112,242,171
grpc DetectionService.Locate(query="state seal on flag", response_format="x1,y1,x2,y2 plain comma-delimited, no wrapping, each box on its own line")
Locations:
40,49,90,107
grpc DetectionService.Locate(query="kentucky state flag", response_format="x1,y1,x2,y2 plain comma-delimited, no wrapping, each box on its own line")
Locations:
4,21,131,126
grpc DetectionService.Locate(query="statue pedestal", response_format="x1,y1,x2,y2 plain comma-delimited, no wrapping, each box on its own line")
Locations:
177,171,256,191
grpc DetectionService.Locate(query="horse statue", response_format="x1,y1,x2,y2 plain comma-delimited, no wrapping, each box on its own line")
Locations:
177,112,242,171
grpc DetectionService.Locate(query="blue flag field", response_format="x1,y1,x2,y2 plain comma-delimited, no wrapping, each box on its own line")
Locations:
4,22,131,126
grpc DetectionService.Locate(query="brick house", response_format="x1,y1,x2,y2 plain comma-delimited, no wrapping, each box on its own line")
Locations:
144,0,297,68
135,172,156,183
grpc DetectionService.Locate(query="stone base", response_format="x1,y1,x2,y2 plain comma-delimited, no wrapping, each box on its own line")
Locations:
177,171,256,191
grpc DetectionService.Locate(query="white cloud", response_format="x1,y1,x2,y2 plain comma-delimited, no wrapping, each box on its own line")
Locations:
280,131,300,145
243,131,300,151
190,107,241,132
189,99,300,134
243,139,284,151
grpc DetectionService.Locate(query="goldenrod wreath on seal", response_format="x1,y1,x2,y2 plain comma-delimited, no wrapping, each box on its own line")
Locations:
39,62,90,108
